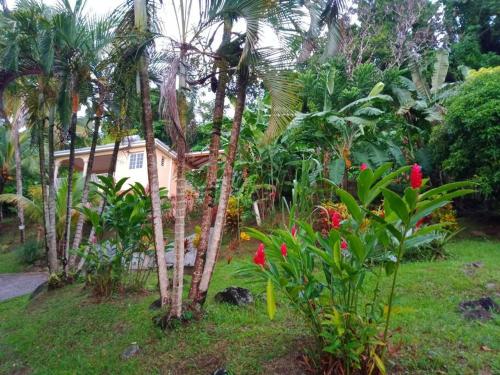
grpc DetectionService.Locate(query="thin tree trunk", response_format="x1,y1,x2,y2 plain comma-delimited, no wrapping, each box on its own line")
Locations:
13,106,25,243
198,68,248,304
170,46,189,318
297,0,321,64
189,19,232,302
69,104,102,265
77,138,120,272
171,132,186,317
38,119,55,272
62,90,79,276
47,105,58,272
138,54,170,307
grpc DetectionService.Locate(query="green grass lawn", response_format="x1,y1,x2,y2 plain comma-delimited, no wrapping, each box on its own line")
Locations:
0,239,499,374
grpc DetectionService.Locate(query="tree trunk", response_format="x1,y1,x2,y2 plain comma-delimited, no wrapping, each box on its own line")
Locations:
189,19,232,302
62,90,79,276
47,105,58,272
69,104,102,266
77,138,120,272
38,119,55,272
296,0,321,64
198,67,248,304
13,106,25,243
138,54,170,307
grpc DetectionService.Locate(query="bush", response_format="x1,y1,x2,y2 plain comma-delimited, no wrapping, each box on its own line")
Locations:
240,163,474,374
17,240,43,265
80,177,170,297
431,66,500,198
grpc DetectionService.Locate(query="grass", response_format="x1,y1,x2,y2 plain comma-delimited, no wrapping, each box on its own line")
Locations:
0,238,499,374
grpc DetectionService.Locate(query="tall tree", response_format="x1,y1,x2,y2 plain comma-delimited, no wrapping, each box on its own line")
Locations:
134,0,170,307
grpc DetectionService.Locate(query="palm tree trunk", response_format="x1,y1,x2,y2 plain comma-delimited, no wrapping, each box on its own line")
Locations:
138,54,170,306
171,130,186,317
77,138,120,272
38,119,55,272
13,107,25,243
189,19,232,302
69,104,102,266
47,105,58,272
198,67,248,304
62,90,79,275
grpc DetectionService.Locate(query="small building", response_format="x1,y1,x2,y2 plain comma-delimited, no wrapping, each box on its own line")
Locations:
53,136,213,197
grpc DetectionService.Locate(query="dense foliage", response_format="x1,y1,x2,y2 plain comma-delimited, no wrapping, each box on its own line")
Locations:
431,67,500,198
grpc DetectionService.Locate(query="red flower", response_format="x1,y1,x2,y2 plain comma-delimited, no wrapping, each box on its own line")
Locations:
410,163,423,189
331,211,342,229
281,243,288,257
253,243,266,266
341,239,348,249
291,225,297,238
415,215,431,229
360,163,368,171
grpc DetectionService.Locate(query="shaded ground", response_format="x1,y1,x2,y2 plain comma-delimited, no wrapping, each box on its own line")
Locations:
0,273,47,302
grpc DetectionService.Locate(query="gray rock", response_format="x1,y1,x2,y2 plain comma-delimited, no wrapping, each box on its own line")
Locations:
211,369,229,375
214,287,253,306
121,343,140,360
458,297,499,321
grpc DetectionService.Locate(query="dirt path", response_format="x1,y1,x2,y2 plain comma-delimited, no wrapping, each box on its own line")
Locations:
0,272,48,302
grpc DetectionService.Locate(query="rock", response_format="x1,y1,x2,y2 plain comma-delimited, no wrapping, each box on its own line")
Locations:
458,297,499,321
465,261,483,268
121,343,140,360
211,369,229,375
214,287,253,306
29,281,48,300
149,298,162,311
485,283,496,290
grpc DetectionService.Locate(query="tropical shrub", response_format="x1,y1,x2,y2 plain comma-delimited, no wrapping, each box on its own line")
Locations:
431,66,500,198
16,240,43,265
240,163,473,373
80,177,170,297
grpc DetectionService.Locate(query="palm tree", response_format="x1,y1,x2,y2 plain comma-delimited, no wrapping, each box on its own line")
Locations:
0,123,14,222
194,0,302,304
133,0,170,307
70,16,116,262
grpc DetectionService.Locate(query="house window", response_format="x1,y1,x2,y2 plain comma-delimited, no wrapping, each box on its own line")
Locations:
161,156,165,166
129,152,144,169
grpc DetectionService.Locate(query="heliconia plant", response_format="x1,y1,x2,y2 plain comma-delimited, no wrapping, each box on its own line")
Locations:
238,163,475,374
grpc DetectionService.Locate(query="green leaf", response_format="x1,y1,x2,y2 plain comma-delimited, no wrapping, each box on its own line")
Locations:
373,353,387,375
266,278,277,320
367,165,411,205
337,189,363,223
420,181,476,200
369,82,385,97
345,234,367,262
329,158,345,185
357,169,374,205
382,189,409,224
404,187,418,211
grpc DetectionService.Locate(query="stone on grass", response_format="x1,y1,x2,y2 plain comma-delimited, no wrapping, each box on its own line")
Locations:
149,298,162,311
458,297,499,321
214,287,253,306
122,343,140,360
211,369,229,375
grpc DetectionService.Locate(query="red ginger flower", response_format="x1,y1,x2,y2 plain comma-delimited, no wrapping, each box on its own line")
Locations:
253,243,266,266
281,243,288,257
410,163,423,189
341,239,348,249
360,163,368,171
291,225,297,238
331,211,342,229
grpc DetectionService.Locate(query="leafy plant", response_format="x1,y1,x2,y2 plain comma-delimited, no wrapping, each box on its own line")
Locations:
80,176,170,297
16,240,43,265
239,163,474,374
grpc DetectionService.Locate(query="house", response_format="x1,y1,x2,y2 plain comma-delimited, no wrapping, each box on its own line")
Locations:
53,136,213,197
